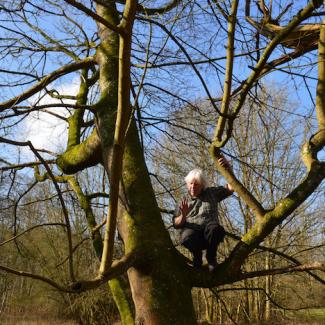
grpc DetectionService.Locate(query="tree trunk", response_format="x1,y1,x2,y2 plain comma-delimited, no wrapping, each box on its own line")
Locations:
128,267,196,324
115,120,197,324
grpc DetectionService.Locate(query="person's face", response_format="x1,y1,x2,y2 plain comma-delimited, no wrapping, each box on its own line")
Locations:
187,178,203,198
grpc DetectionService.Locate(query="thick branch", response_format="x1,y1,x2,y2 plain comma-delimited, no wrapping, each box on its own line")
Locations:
57,128,102,174
0,219,135,296
66,70,89,150
223,163,324,272
71,252,137,292
225,231,325,285
210,147,265,218
246,17,320,49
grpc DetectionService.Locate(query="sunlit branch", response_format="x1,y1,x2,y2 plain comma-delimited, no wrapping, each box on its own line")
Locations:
230,165,325,268
56,128,102,175
211,148,266,218
87,192,110,200
211,42,318,105
99,0,138,276
300,19,325,168
214,0,239,143
304,18,325,159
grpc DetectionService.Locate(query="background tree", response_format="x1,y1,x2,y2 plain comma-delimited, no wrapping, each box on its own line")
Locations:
0,1,324,324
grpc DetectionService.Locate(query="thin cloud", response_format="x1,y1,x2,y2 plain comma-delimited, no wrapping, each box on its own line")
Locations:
20,78,80,159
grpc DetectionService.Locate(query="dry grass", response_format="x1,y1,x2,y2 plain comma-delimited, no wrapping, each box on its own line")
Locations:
1,320,77,325
1,310,77,325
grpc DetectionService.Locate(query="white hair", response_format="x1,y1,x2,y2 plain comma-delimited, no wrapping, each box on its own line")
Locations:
184,168,208,190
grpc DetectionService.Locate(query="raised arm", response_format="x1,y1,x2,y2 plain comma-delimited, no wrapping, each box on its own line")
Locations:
217,156,234,193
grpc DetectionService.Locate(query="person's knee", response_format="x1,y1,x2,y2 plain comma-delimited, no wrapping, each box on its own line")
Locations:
181,229,204,252
182,234,199,252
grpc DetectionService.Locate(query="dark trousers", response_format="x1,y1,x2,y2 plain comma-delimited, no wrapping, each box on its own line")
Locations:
180,221,225,265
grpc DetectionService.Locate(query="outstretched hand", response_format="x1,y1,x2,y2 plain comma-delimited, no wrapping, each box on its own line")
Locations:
179,198,191,217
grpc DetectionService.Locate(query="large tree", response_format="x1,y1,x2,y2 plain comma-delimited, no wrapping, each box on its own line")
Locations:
0,1,324,324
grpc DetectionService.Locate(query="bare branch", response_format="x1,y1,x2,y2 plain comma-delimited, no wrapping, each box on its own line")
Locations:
0,264,73,293
0,137,76,282
0,160,56,172
0,223,66,247
0,58,95,112
211,0,324,147
239,262,325,281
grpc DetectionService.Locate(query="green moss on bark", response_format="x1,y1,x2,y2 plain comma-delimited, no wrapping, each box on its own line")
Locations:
57,128,102,174
109,278,134,325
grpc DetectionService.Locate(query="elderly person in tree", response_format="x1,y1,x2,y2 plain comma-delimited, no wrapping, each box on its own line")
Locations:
173,156,234,272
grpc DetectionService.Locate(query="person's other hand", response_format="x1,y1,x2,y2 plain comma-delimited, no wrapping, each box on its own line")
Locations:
218,156,231,170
